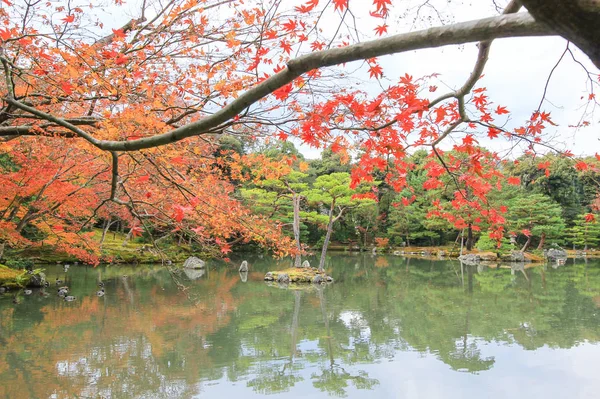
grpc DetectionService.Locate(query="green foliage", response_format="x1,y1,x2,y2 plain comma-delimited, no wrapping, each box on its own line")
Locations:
475,233,514,254
508,192,566,248
566,214,600,249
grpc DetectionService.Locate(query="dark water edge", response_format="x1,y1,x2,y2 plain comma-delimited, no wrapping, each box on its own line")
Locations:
1,255,599,399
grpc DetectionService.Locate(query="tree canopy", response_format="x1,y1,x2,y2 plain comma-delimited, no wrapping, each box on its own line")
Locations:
0,0,599,261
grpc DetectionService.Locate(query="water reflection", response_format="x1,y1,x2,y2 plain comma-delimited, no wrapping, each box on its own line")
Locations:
0,256,599,398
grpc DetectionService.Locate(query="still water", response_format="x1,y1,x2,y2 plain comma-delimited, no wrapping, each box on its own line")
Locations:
1,255,599,398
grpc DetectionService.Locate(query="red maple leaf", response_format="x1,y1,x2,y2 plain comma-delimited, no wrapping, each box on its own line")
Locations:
0,28,12,41
434,106,446,123
366,98,383,113
584,213,596,223
495,105,509,115
60,81,74,95
280,40,292,54
462,134,476,146
115,54,128,65
282,19,297,32
62,14,75,24
333,0,348,11
131,224,144,237
277,131,288,140
575,161,589,171
374,24,388,36
295,0,319,13
273,83,293,100
506,176,521,186
112,28,126,38
368,64,383,79
487,127,500,139
311,41,325,51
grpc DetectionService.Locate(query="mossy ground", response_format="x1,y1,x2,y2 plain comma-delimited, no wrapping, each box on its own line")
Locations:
3,229,197,265
0,264,28,288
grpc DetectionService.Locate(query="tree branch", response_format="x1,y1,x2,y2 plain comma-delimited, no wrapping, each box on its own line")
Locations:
4,12,554,152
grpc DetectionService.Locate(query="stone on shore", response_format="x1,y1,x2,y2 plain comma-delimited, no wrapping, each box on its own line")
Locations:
183,257,205,269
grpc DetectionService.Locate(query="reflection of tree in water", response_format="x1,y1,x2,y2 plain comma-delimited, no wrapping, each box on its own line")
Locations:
311,285,379,397
1,257,600,397
443,264,495,373
247,290,304,394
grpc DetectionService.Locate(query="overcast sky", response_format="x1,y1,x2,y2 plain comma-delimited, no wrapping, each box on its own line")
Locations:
292,0,599,159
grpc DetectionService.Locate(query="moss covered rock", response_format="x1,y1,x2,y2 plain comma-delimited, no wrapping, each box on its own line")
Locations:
264,267,333,284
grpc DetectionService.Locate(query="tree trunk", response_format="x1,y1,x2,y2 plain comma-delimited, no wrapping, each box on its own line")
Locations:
466,223,473,251
292,194,302,268
122,228,133,247
521,0,600,68
318,215,335,272
318,202,343,272
521,235,532,252
0,242,4,261
99,218,111,250
536,231,546,250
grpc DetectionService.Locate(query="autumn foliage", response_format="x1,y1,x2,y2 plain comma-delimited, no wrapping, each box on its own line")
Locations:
0,0,598,262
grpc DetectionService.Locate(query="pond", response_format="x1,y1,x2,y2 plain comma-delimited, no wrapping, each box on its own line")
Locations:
1,254,599,398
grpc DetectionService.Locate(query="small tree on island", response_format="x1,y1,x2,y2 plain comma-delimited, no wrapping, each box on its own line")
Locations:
303,173,376,272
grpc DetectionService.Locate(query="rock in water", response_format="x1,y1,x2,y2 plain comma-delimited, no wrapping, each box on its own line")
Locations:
301,260,311,269
510,251,525,262
312,275,325,284
28,272,46,288
239,260,248,272
264,272,274,281
239,271,248,283
458,254,480,266
183,256,206,269
277,273,290,284
546,248,567,261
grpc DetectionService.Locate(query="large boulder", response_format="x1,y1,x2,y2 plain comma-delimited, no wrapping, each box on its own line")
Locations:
27,271,46,288
509,251,525,262
277,273,290,284
312,274,325,284
458,254,480,266
546,248,567,261
183,256,205,269
301,260,311,269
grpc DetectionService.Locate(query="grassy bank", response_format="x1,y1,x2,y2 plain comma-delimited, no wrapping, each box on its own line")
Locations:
2,229,200,266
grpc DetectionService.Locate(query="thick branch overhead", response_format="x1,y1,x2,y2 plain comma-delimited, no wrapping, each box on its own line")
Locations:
5,12,555,152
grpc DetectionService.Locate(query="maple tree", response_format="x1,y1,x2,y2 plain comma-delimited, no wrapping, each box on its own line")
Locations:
0,0,599,261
